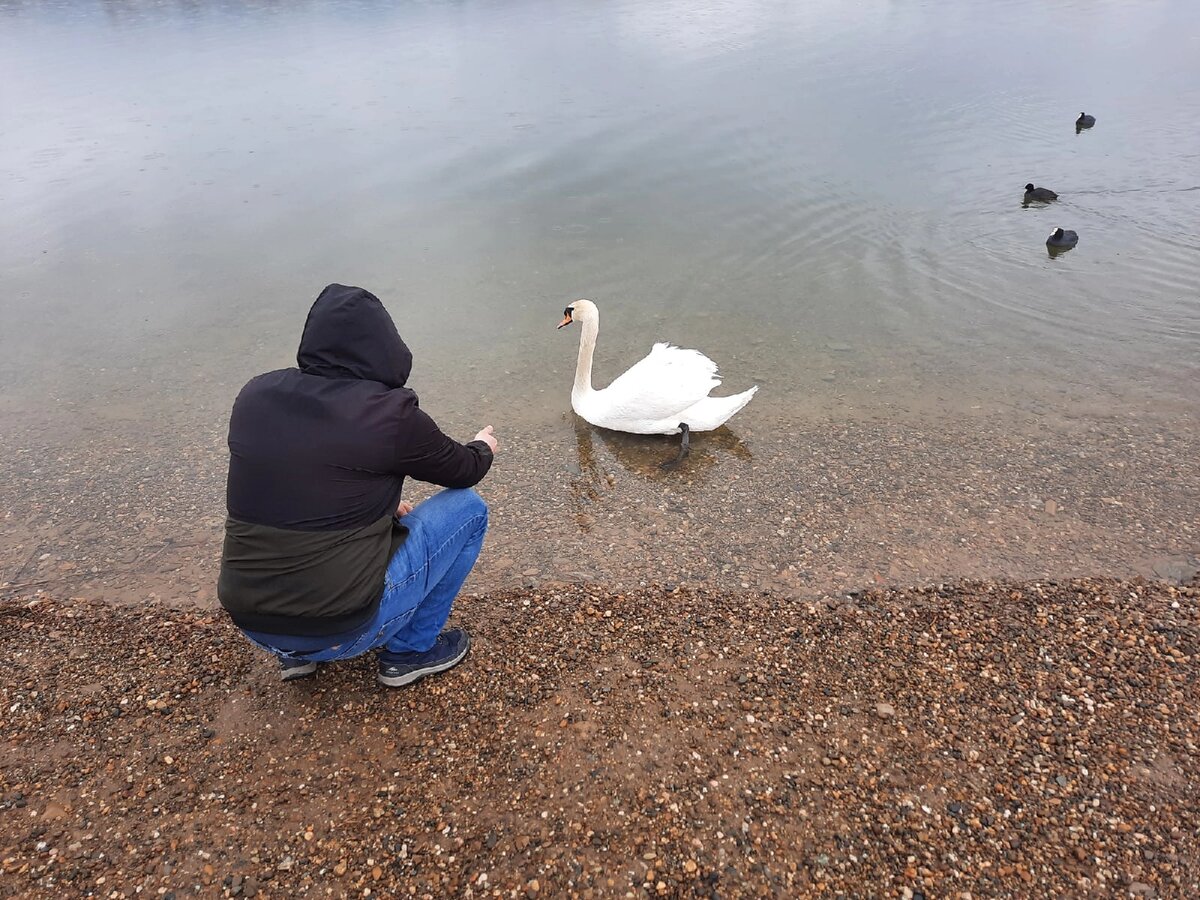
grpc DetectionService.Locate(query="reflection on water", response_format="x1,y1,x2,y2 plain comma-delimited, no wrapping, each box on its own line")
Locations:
568,412,752,529
1,0,1198,427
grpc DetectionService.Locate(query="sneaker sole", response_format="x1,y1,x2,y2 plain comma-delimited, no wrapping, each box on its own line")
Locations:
280,661,319,682
377,638,471,688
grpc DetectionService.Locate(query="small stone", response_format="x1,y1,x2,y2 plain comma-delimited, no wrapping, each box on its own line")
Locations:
684,860,697,874
526,878,540,895
1044,500,1058,515
875,702,896,720
1128,883,1155,898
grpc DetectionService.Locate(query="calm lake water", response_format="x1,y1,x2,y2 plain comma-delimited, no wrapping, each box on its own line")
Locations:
2,0,1199,427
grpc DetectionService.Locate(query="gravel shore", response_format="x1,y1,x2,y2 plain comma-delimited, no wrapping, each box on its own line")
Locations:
2,577,1196,898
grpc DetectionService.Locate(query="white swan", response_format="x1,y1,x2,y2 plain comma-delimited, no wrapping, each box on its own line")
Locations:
557,299,757,453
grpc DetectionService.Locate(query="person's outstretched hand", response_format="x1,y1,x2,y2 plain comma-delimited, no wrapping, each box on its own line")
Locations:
474,425,499,453
396,500,414,517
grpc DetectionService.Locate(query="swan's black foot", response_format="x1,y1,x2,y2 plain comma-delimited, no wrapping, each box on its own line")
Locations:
659,423,691,470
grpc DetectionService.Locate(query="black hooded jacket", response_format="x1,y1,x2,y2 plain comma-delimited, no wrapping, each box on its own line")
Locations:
217,284,493,636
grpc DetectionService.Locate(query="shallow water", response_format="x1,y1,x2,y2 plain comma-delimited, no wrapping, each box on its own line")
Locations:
2,0,1198,428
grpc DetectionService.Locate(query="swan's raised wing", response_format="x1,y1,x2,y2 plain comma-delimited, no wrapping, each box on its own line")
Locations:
599,342,721,422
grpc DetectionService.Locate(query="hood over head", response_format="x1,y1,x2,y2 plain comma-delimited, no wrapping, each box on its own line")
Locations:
297,284,412,388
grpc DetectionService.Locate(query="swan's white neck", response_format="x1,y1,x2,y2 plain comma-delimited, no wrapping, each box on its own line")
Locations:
572,312,599,406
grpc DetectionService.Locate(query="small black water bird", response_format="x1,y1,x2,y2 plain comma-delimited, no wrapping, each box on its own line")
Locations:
1046,227,1078,250
1024,183,1058,203
1076,112,1096,129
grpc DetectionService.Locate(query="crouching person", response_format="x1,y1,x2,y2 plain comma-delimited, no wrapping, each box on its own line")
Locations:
217,284,498,686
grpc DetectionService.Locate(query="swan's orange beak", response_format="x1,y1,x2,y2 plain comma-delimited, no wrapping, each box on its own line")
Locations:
557,313,573,329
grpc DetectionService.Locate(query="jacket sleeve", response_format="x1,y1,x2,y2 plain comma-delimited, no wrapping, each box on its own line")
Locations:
395,407,494,488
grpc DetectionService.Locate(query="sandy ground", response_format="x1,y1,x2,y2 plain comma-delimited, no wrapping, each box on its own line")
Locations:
2,577,1197,899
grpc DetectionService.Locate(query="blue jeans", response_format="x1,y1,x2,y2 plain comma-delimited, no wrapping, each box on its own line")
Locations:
242,488,488,663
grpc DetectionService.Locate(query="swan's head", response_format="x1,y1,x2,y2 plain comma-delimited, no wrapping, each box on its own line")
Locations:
557,298,598,329
1025,183,1036,192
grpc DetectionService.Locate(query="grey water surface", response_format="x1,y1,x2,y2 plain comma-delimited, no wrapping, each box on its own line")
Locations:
2,0,1199,428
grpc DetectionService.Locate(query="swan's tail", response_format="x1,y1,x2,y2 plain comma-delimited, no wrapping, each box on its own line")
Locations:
677,385,758,432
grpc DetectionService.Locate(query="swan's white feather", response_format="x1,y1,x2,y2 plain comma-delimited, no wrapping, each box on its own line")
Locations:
576,343,754,434
672,385,759,432
600,342,717,418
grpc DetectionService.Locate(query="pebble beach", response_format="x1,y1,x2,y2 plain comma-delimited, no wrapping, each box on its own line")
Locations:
2,577,1197,898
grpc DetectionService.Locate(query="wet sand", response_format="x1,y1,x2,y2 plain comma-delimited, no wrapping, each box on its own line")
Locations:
2,577,1197,898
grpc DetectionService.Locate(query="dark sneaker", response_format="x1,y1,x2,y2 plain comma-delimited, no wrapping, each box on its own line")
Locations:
377,628,471,688
279,658,319,682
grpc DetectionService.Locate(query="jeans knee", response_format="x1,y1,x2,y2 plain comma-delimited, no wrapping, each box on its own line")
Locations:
466,489,489,529
443,487,488,528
